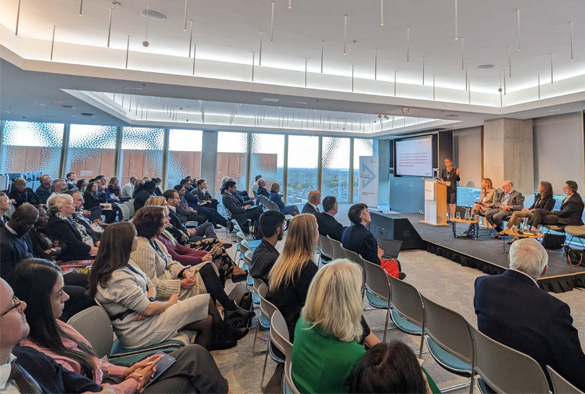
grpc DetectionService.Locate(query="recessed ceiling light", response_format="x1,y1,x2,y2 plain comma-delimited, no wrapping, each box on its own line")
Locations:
261,98,280,102
294,101,308,105
52,100,63,103
140,9,167,21
549,108,561,112
81,113,94,117
478,64,495,70
62,105,74,109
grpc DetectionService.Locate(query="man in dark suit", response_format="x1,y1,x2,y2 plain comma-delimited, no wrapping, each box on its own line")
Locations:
163,189,218,243
0,204,37,279
222,180,262,230
315,196,345,242
194,178,219,210
485,180,524,237
35,174,53,205
250,211,285,284
133,181,157,212
529,180,584,229
474,238,585,391
8,178,41,208
301,190,321,214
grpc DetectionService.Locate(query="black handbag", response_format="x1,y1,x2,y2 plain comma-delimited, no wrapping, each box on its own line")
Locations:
228,283,253,311
563,244,585,267
541,233,566,249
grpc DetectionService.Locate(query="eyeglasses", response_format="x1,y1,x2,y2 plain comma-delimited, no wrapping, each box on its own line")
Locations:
1,296,23,317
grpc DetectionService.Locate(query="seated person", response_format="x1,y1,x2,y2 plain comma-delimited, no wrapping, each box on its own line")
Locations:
301,190,321,214
67,190,105,236
473,178,497,216
220,177,253,204
256,178,270,198
75,178,88,192
0,192,13,227
29,205,65,261
349,341,439,394
504,181,555,235
65,172,77,190
194,178,219,210
342,203,402,279
251,174,263,198
133,181,157,211
529,180,584,230
107,176,122,199
120,175,137,199
250,211,285,284
45,194,99,261
83,182,115,225
291,259,379,394
10,260,229,393
47,178,68,201
474,238,585,391
269,183,299,216
163,189,218,240
152,177,163,196
35,174,53,205
315,195,345,242
485,180,524,237
176,184,227,228
8,177,41,207
174,185,209,225
222,180,262,230
0,204,37,278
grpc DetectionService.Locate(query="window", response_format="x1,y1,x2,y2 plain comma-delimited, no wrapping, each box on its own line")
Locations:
353,138,374,203
216,132,248,196
120,127,165,186
249,133,284,195
67,124,117,181
0,121,64,177
167,129,202,190
321,137,351,203
287,135,319,204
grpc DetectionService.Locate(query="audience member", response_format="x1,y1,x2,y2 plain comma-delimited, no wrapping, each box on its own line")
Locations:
504,181,555,240
267,214,319,342
349,341,437,394
0,278,104,394
290,260,366,394
75,178,88,192
151,177,163,196
342,203,402,279
474,238,585,391
28,205,64,261
301,190,321,214
174,185,209,225
35,174,53,204
45,194,99,261
66,172,77,190
256,179,270,198
133,181,157,211
485,180,525,237
8,177,41,207
164,189,218,241
250,211,285,284
67,191,104,241
529,180,584,230
11,258,229,394
194,178,219,209
269,183,299,216
46,178,68,204
120,175,137,199
88,222,240,351
83,182,115,225
222,180,262,230
251,174,263,197
0,192,13,227
315,195,345,242
0,204,37,279
183,176,196,193
106,177,121,199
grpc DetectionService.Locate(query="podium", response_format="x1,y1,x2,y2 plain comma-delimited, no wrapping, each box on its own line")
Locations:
421,178,449,226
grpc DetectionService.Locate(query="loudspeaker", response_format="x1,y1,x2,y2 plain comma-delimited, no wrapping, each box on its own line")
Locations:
368,212,426,250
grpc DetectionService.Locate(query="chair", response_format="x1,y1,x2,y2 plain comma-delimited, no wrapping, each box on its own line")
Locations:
67,305,190,365
420,294,475,393
468,324,551,394
118,203,130,221
251,282,271,355
546,365,584,394
252,277,264,305
284,360,302,394
124,200,135,218
318,234,333,264
387,274,425,357
565,225,585,247
328,236,346,260
362,259,392,342
243,249,254,286
255,284,282,387
269,310,293,391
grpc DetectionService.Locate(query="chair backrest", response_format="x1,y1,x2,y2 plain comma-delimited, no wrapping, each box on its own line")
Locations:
67,305,113,358
258,283,279,322
342,246,360,263
388,275,424,327
236,231,246,242
244,249,253,266
270,310,293,359
124,200,135,217
363,260,390,302
328,236,346,260
420,293,474,366
284,360,302,394
318,234,333,259
469,324,551,394
240,239,250,254
546,365,584,394
118,203,130,221
254,277,267,295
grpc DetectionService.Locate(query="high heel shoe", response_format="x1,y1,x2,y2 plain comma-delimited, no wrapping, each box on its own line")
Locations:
224,306,255,322
230,272,248,283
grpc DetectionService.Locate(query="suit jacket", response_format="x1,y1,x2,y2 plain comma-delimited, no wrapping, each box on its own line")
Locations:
194,187,213,202
554,193,584,225
301,202,318,214
315,212,345,242
168,208,190,236
0,226,34,279
183,190,200,209
133,190,153,211
12,345,102,394
529,193,555,212
45,215,91,261
493,190,524,211
8,188,41,208
222,192,247,215
342,223,380,265
474,269,585,391
35,185,53,204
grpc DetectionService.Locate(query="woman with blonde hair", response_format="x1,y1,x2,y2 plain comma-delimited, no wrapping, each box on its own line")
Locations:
267,213,319,342
291,259,365,393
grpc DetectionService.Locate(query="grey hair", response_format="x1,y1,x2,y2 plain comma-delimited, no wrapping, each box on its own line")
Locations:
509,238,548,279
47,193,73,215
51,178,65,188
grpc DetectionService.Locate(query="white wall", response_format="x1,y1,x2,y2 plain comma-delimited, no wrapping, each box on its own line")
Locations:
453,127,482,188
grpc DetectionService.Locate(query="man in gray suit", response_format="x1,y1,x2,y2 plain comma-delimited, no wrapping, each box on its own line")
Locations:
485,180,524,237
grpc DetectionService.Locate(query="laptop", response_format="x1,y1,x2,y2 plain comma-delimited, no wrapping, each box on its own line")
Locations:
377,238,403,260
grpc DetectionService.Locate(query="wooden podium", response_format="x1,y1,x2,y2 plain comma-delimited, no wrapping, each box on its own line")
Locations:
421,178,449,226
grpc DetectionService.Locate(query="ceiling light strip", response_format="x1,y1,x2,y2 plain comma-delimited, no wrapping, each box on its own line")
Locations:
188,21,193,57
343,15,347,55
15,0,21,36
374,49,378,80
259,31,263,66
516,9,521,51
380,0,384,26
304,58,308,87
107,8,113,47
406,27,410,64
460,38,464,71
183,0,188,31
465,64,468,91
550,54,554,84
570,22,574,61
508,46,512,77
192,44,197,75
270,1,274,44
321,41,324,73
50,26,56,60
468,80,471,103
252,52,255,81
288,0,291,10
537,74,541,99
454,0,458,40
125,35,130,68
422,56,425,85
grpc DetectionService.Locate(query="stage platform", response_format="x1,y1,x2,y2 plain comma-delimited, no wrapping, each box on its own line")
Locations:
370,211,585,293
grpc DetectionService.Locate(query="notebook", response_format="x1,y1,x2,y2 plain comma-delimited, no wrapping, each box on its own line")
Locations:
377,238,402,260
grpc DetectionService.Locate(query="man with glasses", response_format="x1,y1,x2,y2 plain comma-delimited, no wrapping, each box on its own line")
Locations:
342,203,404,279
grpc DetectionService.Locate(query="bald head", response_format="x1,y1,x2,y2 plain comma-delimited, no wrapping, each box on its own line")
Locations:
308,190,321,205
8,204,39,236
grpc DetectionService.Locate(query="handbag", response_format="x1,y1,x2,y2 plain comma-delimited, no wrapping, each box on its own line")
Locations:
563,244,585,267
228,283,253,311
541,233,566,249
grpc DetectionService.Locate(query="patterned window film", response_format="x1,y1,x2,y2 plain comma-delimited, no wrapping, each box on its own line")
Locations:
249,133,284,195
67,124,117,181
287,135,319,205
353,139,374,203
322,137,351,203
120,127,165,185
216,132,248,196
166,129,202,190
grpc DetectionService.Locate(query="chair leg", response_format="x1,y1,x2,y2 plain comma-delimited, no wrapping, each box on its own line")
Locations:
382,307,390,343
469,374,475,394
252,322,259,355
418,333,425,359
260,342,270,389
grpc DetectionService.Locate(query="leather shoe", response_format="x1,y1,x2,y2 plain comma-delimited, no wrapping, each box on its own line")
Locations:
230,272,248,283
229,326,249,341
221,241,233,249
224,306,255,322
492,233,502,239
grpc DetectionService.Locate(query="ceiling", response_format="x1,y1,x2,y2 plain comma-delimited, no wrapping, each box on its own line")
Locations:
1,0,585,137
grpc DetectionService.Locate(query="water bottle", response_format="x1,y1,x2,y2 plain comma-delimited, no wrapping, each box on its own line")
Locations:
465,208,471,220
522,217,529,232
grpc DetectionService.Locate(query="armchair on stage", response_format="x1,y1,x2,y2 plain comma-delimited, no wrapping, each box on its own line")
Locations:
422,178,449,226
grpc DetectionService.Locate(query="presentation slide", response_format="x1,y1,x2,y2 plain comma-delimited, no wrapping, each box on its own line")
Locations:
395,136,433,177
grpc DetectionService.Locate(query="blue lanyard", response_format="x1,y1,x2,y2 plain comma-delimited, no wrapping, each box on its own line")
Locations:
149,239,168,267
